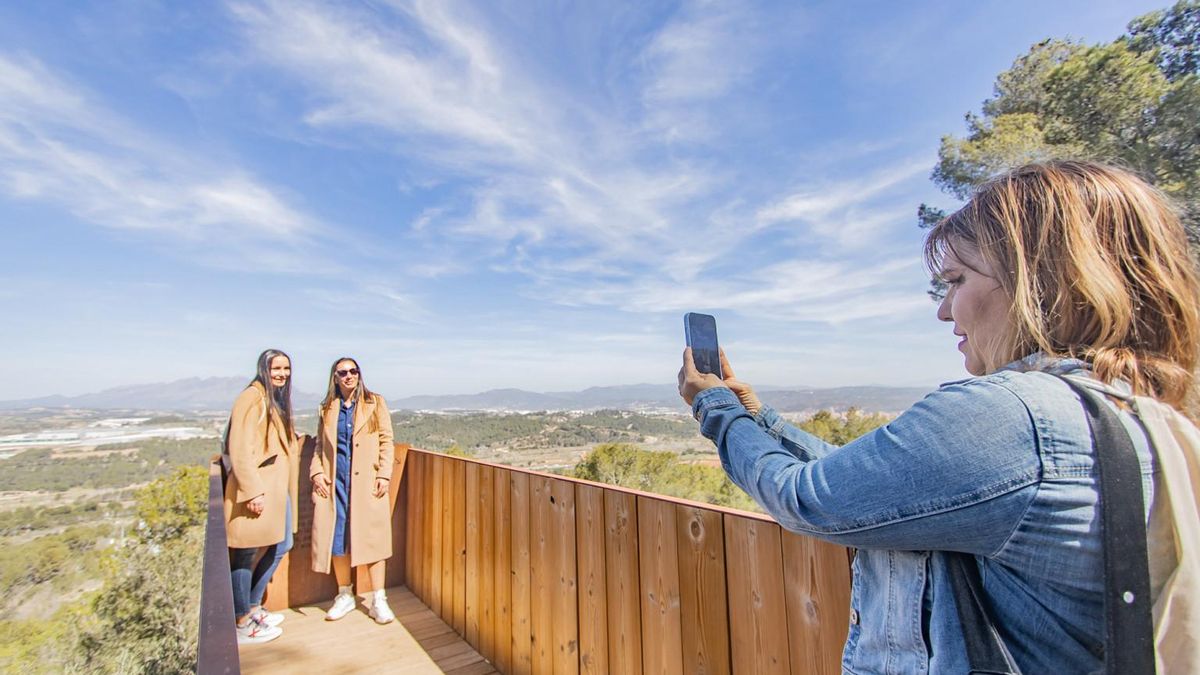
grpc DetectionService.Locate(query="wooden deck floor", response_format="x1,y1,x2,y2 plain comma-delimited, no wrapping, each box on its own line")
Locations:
239,586,499,674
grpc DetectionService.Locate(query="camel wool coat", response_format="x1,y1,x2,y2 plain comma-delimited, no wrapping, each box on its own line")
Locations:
309,392,395,572
223,382,299,549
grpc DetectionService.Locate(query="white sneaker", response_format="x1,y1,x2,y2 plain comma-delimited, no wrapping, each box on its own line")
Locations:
326,590,356,621
252,608,285,628
368,590,394,625
236,617,282,645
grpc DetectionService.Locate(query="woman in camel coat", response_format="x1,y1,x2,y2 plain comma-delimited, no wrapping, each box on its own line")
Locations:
310,357,396,624
224,348,299,645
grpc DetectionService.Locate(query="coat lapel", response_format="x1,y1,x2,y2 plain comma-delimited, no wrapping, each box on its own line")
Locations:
251,380,293,454
272,408,291,453
353,394,374,436
322,401,339,452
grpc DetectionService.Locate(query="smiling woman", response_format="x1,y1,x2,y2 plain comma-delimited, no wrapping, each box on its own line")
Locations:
309,357,396,625
678,160,1200,674
223,348,299,646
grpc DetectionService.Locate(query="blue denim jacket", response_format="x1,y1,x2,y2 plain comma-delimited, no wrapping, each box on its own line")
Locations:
692,360,1157,674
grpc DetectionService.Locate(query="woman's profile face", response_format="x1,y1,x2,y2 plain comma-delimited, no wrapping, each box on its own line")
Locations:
268,355,291,387
335,360,360,395
936,246,1011,376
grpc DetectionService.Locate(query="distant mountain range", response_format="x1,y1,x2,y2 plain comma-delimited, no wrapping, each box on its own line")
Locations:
0,378,933,414
390,383,930,414
0,377,321,413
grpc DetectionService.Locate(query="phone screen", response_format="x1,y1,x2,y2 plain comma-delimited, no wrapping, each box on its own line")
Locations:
684,312,723,378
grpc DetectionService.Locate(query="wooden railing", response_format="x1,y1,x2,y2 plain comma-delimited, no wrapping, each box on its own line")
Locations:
198,460,240,674
202,443,853,674
400,449,853,675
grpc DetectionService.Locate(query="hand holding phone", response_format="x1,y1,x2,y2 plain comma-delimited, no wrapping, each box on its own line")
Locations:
684,312,723,379
680,314,762,413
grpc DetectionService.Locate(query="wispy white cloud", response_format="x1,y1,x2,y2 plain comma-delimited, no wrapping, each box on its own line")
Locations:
534,255,929,324
640,0,756,104
224,0,927,327
225,0,738,284
303,284,429,324
755,158,930,248
0,53,320,270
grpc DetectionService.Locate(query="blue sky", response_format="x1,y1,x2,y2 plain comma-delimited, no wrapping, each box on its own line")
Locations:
0,0,1165,401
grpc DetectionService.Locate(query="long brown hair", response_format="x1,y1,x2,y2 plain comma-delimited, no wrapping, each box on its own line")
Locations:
924,160,1200,414
252,348,295,437
321,357,376,409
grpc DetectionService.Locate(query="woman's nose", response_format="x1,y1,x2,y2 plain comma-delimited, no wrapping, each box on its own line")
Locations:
936,292,953,322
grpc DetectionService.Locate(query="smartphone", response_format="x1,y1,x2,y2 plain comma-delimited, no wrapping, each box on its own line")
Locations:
684,312,723,378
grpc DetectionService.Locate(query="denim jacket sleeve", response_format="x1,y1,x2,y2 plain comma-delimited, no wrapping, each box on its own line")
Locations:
691,380,1042,554
751,403,839,461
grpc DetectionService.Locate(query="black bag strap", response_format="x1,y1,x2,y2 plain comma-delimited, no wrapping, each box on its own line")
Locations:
949,376,1155,675
1064,378,1155,674
948,553,1020,674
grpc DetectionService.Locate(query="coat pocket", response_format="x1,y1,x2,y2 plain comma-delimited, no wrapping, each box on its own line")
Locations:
258,453,278,468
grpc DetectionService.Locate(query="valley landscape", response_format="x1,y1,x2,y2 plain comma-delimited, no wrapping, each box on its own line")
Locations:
0,377,910,671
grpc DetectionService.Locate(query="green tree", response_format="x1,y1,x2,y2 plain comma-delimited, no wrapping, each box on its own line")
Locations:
571,443,759,511
73,465,208,674
571,443,677,492
799,408,892,446
1126,0,1200,81
922,1,1200,290
133,464,208,543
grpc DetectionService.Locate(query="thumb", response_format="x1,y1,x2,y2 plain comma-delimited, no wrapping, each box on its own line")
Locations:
682,347,700,377
719,348,736,380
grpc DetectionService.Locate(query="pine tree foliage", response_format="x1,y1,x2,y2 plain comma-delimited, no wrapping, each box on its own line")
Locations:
920,0,1200,290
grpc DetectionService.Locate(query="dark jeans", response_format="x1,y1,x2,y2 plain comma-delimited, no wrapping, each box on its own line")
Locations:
230,500,293,619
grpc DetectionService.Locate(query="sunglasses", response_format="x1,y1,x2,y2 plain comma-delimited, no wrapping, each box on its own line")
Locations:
336,368,360,377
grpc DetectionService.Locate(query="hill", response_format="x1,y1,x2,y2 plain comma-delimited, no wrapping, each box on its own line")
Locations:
389,382,931,414
0,380,932,415
0,377,321,412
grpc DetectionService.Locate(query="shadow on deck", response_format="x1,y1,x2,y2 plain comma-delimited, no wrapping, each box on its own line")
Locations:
239,585,498,675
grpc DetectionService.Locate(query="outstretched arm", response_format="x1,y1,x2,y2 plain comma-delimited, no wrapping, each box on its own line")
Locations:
695,380,1040,555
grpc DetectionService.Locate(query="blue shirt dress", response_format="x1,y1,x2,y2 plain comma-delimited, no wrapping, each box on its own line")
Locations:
331,399,355,556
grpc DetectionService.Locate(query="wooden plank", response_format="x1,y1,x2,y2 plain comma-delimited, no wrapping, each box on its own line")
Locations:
551,479,580,675
510,471,533,675
780,531,852,675
575,484,608,675
675,505,730,675
387,443,411,590
529,475,554,675
424,453,437,600
493,467,514,674
479,464,496,662
637,497,684,675
391,446,409,590
604,490,642,675
465,462,482,648
412,453,425,601
404,451,415,591
241,585,468,674
724,516,791,675
452,459,467,635
441,456,457,622
429,455,445,614
395,462,409,592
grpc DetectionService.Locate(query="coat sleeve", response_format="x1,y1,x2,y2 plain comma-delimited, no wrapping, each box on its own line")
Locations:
228,389,266,502
310,407,327,480
375,396,395,481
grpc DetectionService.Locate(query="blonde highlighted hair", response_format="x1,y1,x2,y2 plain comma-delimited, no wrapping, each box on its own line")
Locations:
924,160,1200,415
